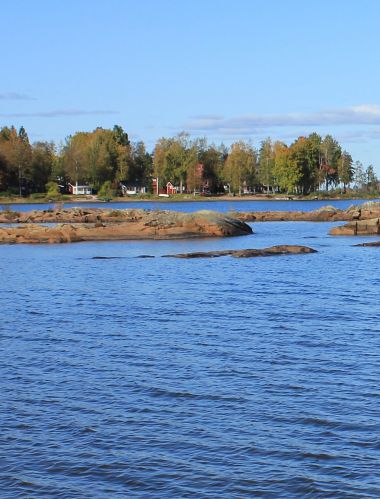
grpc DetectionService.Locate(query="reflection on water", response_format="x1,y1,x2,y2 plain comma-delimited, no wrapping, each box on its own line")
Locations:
1,222,380,497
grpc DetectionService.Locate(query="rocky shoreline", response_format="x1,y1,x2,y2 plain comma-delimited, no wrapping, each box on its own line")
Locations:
235,202,380,222
1,202,380,243
0,210,252,244
1,202,379,225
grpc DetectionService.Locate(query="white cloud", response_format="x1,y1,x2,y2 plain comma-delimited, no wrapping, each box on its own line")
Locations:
183,105,380,134
189,114,224,121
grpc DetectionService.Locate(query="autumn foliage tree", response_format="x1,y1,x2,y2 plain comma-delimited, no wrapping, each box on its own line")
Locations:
223,141,257,195
0,124,375,196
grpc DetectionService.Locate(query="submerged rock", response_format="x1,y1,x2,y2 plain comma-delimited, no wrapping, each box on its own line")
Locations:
353,241,380,247
163,245,317,259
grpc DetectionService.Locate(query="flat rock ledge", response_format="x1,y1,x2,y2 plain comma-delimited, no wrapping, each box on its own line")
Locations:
329,218,380,236
0,210,252,244
2,202,380,225
163,245,317,258
236,202,380,222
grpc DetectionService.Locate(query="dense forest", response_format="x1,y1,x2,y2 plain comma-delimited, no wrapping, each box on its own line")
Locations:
0,125,378,197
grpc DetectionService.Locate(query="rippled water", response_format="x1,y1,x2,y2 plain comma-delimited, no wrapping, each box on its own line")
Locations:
1,220,380,497
5,197,380,213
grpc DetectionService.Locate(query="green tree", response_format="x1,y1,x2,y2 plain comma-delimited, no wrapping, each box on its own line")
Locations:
31,141,55,192
273,142,302,193
16,127,33,194
338,151,353,192
353,161,366,190
98,180,115,199
152,133,197,192
224,141,256,195
305,132,322,193
153,137,171,192
0,126,32,194
366,164,378,193
185,146,201,193
198,142,224,193
320,135,341,190
112,125,129,146
127,141,152,187
61,132,90,184
113,125,131,182
45,180,60,197
60,127,129,190
287,137,312,194
258,138,274,193
87,128,119,187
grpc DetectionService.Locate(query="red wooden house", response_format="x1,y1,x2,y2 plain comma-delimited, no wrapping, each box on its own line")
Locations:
152,178,178,195
166,182,177,195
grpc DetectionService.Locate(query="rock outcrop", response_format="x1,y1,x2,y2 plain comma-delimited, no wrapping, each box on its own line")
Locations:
1,202,380,225
236,202,380,222
0,210,252,244
329,218,380,236
163,245,317,258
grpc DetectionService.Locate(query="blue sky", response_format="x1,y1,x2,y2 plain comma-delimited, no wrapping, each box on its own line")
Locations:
2,0,380,171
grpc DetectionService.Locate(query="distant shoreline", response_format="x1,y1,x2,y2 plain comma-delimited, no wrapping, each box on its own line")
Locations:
1,193,379,205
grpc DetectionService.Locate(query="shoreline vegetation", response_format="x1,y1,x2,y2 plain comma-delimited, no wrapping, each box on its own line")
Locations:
1,125,379,203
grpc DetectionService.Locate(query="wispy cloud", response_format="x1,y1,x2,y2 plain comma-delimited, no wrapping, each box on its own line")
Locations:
189,114,224,121
183,105,380,135
334,128,380,143
0,109,118,118
0,92,36,101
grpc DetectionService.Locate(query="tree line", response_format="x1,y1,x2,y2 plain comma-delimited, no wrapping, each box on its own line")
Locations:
0,125,378,196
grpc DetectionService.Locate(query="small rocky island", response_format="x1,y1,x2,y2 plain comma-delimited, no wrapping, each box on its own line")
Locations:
0,209,252,244
162,245,317,258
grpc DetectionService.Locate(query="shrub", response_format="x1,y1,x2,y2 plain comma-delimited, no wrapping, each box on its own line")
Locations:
0,191,13,198
29,193,46,200
45,181,60,197
98,181,116,200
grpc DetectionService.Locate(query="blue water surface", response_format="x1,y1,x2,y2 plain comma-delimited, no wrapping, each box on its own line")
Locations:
4,197,379,213
1,221,380,497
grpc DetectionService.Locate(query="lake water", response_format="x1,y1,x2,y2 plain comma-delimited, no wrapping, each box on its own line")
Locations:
5,197,380,213
1,205,380,497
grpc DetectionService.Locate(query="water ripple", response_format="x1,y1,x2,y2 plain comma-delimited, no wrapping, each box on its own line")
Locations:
1,220,380,497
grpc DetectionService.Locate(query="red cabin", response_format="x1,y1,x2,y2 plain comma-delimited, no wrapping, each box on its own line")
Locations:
166,182,176,195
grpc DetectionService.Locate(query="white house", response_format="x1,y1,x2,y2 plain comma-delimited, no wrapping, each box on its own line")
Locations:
68,183,92,195
120,183,147,196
